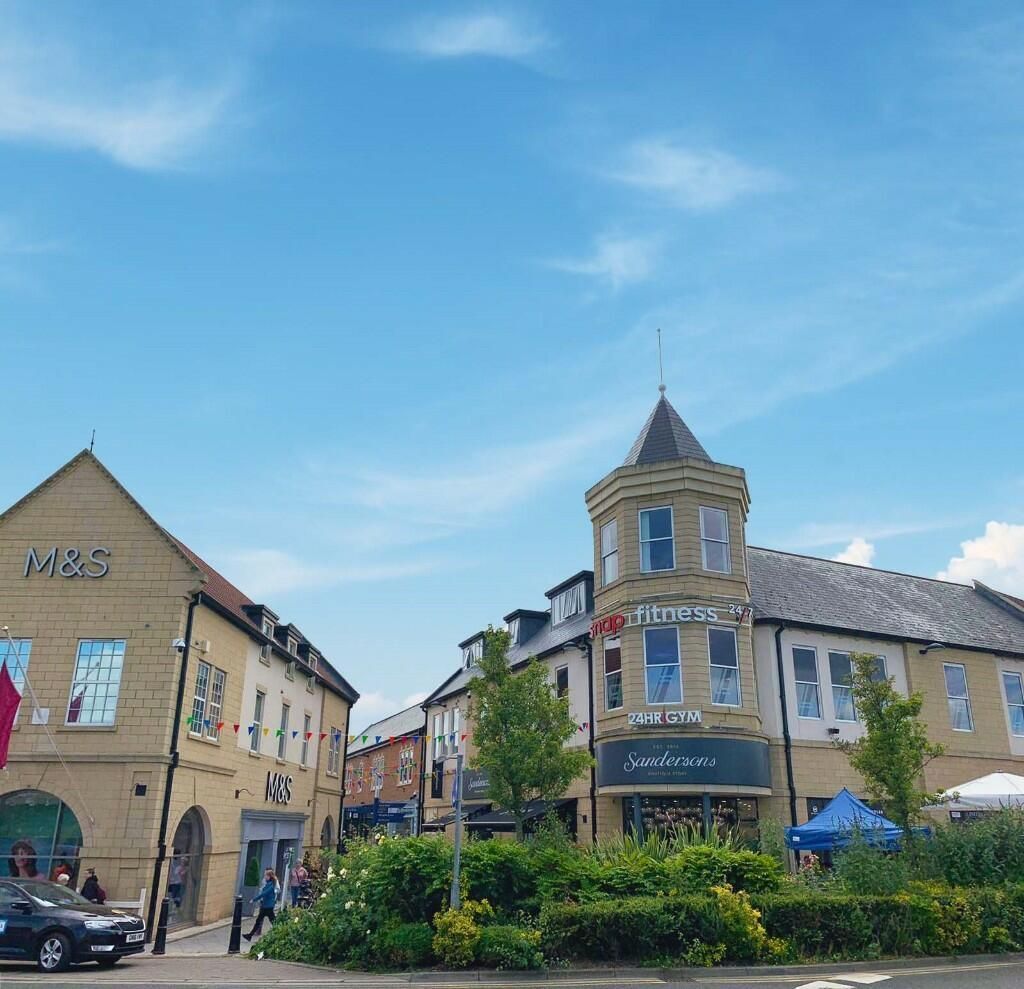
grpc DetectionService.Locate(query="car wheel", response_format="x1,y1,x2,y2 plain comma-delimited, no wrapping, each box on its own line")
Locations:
37,932,72,973
96,957,121,967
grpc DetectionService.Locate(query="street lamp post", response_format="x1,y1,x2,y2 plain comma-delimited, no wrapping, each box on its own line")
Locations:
450,751,464,909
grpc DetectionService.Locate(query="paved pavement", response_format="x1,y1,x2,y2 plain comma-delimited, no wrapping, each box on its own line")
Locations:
1,954,1022,988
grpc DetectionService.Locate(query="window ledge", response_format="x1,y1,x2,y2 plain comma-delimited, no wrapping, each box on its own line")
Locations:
276,757,287,766
58,725,117,732
248,750,262,759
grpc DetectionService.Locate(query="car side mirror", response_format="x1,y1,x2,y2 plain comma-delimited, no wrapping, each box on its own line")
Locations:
10,900,32,913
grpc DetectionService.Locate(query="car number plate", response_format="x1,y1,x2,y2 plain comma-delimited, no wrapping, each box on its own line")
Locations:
126,932,144,943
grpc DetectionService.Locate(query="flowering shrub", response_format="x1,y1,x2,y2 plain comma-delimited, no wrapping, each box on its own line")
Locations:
432,899,494,968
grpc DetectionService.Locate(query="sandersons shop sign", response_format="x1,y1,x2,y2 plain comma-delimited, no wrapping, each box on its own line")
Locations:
590,602,751,638
596,736,771,788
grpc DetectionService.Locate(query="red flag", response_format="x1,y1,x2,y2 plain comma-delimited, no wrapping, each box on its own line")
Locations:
319,732,327,741
0,663,22,770
233,724,240,734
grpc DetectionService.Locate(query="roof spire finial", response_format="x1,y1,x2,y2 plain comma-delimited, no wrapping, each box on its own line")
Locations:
89,429,95,453
657,328,665,394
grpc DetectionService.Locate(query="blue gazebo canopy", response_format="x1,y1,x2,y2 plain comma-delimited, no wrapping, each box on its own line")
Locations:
785,787,904,851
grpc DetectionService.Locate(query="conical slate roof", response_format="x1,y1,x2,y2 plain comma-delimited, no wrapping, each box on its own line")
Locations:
623,391,711,466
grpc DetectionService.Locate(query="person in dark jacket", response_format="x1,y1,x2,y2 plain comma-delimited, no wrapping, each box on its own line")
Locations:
243,869,278,941
80,868,105,904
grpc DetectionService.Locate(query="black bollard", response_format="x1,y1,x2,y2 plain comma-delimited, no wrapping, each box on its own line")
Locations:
151,896,170,955
227,895,243,954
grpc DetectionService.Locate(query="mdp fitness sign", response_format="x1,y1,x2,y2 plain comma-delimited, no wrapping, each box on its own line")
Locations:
596,737,770,789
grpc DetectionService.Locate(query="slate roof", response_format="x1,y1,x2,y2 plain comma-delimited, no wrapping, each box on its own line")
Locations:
348,704,427,755
623,393,711,466
423,606,592,706
749,547,1024,657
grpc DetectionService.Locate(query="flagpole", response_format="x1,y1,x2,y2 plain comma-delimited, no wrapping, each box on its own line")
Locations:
2,625,96,825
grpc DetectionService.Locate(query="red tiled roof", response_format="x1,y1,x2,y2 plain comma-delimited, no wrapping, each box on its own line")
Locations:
169,535,256,628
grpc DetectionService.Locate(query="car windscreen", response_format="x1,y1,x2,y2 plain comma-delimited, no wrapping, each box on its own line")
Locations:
17,881,92,907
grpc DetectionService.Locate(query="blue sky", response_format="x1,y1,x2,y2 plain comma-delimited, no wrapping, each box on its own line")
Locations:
2,0,1023,727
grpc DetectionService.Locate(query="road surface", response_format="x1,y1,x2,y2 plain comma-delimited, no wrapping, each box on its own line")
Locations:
0,956,1022,988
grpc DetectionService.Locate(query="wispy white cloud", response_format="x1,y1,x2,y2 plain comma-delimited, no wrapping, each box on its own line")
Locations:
340,415,634,526
218,548,442,597
781,519,961,550
605,138,777,210
0,26,236,169
545,234,659,289
0,217,63,256
832,537,876,566
394,12,549,60
937,521,1024,595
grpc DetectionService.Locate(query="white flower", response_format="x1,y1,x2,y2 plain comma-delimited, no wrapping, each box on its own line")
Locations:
339,868,348,878
320,893,327,899
345,900,354,910
256,952,264,961
360,869,368,877
365,929,371,935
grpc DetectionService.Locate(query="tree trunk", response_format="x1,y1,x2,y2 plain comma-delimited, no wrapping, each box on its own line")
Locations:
514,815,525,842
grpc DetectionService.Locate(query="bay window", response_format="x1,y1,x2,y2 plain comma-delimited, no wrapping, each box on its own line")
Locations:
639,506,674,572
601,519,619,585
699,506,731,574
708,626,740,706
604,637,623,711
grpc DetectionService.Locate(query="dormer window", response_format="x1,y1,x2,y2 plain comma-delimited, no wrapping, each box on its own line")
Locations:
287,637,298,657
506,617,520,645
462,639,483,668
552,581,586,625
260,621,273,664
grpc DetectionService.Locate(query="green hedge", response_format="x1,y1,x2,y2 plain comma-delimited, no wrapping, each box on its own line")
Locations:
540,886,1024,963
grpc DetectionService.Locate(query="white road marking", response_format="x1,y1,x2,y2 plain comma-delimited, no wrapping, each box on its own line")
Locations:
794,982,856,989
840,977,891,985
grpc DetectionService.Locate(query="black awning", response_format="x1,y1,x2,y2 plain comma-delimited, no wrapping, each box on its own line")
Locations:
421,803,491,829
464,798,574,830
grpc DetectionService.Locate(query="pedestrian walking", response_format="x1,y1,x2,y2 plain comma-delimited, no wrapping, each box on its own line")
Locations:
243,868,279,941
289,860,308,908
80,868,106,904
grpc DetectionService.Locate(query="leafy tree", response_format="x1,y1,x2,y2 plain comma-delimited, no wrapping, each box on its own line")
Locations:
835,651,945,837
468,628,593,841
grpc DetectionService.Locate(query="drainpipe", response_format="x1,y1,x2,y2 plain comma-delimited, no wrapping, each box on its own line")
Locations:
584,640,598,845
147,592,200,938
336,700,353,854
773,624,798,829
416,715,427,836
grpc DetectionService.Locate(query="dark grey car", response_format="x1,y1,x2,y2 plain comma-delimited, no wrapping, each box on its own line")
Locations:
0,879,146,972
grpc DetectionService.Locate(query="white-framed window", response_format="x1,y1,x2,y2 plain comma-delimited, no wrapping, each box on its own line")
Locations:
462,639,483,668
1003,672,1024,737
639,506,674,573
251,690,265,752
285,661,295,681
944,663,974,732
644,626,682,704
552,582,586,625
708,626,740,706
344,765,354,795
828,651,856,722
260,621,273,664
601,519,619,585
0,639,31,722
287,637,298,656
66,640,125,726
443,709,452,757
432,712,443,761
555,665,569,700
372,754,385,795
604,636,623,711
301,713,312,766
399,745,415,785
327,727,341,775
306,673,315,694
278,703,290,759
452,707,461,751
792,646,821,719
699,506,731,574
353,759,364,791
506,617,520,644
189,661,226,741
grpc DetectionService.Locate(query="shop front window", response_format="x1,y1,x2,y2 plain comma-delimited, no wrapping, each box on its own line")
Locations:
711,797,759,845
624,795,759,845
0,790,83,884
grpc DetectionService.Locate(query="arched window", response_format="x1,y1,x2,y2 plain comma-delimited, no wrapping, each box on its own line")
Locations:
1,790,83,884
320,816,334,848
